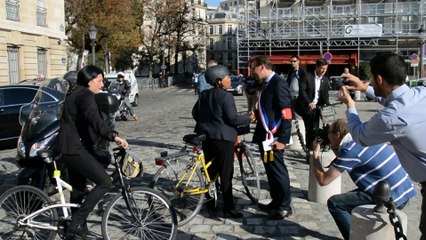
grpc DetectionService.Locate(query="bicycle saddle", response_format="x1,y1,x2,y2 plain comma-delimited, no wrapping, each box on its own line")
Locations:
183,134,206,146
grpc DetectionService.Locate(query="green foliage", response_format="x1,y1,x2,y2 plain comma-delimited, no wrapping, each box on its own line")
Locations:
359,61,371,81
113,48,138,71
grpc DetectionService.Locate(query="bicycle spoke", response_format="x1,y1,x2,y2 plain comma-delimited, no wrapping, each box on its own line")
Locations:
102,187,176,240
0,186,57,240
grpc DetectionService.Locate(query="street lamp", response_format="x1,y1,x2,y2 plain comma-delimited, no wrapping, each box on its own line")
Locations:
89,25,97,65
418,24,426,78
160,43,168,87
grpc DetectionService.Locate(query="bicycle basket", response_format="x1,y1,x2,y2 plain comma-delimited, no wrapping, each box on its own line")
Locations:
121,152,143,178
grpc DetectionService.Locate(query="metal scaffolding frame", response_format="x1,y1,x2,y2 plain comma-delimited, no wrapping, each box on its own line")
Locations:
237,0,426,73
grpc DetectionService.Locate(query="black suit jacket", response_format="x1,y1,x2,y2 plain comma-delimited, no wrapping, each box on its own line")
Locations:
192,88,250,142
294,72,330,115
252,73,292,144
56,85,115,155
286,68,307,89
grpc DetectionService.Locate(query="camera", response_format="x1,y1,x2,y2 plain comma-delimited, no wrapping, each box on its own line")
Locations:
314,124,330,147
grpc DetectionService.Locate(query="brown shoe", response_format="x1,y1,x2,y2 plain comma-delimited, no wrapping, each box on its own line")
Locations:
133,115,139,121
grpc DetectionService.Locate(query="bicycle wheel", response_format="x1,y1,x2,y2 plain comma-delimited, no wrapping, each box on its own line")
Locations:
150,159,205,226
0,185,58,240
102,186,177,240
238,143,260,203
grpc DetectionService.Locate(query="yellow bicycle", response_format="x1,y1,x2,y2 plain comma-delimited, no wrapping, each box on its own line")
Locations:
150,132,260,226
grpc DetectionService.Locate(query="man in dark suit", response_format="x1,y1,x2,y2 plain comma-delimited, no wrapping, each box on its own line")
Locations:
286,55,307,104
294,57,330,151
249,55,293,220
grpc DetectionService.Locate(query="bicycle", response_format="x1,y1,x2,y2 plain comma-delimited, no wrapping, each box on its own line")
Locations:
150,131,260,226
0,147,177,240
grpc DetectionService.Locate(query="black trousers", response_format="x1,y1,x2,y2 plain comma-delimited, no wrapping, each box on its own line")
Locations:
258,145,292,210
300,108,320,151
202,138,236,211
62,150,112,227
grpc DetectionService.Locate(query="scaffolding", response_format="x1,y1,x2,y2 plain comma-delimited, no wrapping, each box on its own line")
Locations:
237,0,426,74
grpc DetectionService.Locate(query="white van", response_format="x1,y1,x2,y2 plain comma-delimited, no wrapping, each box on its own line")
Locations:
104,72,140,106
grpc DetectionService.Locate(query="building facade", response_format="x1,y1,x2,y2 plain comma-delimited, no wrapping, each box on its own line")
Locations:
0,0,67,85
206,9,239,72
236,0,426,78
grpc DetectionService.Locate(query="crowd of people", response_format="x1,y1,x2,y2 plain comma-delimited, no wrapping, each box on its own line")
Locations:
48,51,425,239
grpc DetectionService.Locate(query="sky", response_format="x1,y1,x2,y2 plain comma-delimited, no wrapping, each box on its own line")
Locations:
205,0,220,7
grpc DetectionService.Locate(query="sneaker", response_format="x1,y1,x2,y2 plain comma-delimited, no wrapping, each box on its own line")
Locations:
133,115,139,121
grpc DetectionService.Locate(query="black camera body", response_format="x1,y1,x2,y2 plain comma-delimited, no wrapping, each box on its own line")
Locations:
315,124,330,147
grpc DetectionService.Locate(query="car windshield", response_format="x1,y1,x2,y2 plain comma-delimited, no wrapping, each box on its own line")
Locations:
19,78,69,126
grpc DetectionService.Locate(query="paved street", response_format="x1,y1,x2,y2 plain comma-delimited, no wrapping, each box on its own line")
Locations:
0,84,421,240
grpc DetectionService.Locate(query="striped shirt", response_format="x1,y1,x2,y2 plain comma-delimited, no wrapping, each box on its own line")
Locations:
332,133,416,207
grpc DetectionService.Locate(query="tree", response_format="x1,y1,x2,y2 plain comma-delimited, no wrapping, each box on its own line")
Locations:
65,0,140,71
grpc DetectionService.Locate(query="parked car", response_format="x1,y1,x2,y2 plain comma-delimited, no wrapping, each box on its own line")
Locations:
227,76,243,95
0,83,63,150
104,72,139,106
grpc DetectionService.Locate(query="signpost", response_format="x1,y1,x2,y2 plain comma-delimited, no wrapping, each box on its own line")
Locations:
323,52,333,63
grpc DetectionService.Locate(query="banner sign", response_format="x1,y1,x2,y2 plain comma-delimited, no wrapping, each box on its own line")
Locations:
344,24,383,37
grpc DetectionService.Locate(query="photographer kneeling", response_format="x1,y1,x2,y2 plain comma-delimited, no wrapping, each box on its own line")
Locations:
312,118,416,240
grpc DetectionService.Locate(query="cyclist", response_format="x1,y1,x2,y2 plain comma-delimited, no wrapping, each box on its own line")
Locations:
56,65,128,239
192,65,250,218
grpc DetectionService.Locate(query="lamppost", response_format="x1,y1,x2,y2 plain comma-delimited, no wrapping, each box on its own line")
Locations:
418,24,426,78
89,25,97,65
160,43,168,87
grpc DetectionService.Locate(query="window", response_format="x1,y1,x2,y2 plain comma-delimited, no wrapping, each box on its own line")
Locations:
227,38,233,49
3,88,38,105
209,25,214,35
227,25,233,34
37,48,47,78
6,0,20,21
36,0,46,27
218,25,223,34
7,47,19,84
209,38,214,50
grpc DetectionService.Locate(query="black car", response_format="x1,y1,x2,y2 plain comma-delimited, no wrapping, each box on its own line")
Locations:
0,84,62,150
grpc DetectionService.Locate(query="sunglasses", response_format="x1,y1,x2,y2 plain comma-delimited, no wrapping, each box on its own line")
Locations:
290,60,298,63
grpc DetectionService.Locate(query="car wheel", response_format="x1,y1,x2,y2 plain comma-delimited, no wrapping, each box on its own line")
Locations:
132,94,139,107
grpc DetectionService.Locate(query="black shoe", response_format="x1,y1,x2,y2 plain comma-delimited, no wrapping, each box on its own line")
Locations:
267,209,293,220
223,209,243,218
257,202,278,212
65,224,98,240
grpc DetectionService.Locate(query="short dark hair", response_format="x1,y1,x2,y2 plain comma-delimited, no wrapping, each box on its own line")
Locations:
315,58,329,68
250,55,273,70
370,53,406,86
290,55,300,60
77,65,104,87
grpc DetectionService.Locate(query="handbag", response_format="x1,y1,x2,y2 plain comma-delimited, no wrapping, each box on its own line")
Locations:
121,152,143,179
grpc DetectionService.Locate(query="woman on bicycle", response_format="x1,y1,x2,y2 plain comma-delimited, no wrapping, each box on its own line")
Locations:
56,65,128,239
192,65,250,218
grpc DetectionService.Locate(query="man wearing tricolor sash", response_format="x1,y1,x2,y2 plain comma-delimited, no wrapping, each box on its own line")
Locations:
249,56,293,220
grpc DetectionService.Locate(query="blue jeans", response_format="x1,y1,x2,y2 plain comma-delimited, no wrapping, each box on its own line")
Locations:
327,189,373,240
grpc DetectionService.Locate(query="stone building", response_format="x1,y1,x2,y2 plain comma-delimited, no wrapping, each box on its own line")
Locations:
0,0,67,85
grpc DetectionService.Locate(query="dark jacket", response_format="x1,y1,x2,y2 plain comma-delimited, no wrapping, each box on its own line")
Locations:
286,68,307,89
119,79,131,97
56,85,116,155
192,88,250,142
252,73,292,144
294,72,330,116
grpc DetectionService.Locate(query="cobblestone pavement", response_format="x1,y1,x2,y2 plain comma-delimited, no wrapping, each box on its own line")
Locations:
0,84,421,240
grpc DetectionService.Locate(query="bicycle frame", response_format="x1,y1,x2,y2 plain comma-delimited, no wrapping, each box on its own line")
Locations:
17,161,79,230
175,147,214,197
